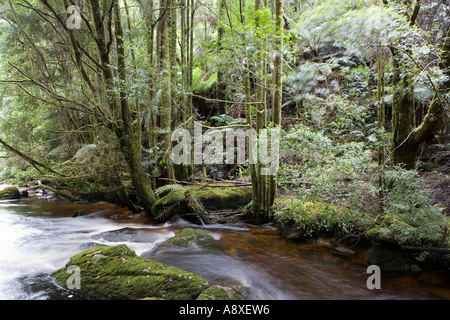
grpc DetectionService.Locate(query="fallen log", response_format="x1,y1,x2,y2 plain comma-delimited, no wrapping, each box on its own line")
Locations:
158,178,252,187
400,245,450,255
38,183,81,202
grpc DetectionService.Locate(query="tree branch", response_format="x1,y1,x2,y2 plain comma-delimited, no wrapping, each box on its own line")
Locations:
0,138,64,176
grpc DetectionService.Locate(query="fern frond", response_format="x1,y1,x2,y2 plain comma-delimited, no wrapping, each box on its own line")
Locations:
155,184,184,197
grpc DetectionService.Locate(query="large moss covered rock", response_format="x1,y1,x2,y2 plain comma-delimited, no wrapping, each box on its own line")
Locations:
51,244,209,300
0,187,21,200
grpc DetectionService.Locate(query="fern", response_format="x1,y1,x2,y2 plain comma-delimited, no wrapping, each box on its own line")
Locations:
381,167,448,247
155,184,184,197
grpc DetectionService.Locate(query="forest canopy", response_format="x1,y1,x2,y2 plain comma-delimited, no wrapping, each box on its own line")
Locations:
0,0,448,243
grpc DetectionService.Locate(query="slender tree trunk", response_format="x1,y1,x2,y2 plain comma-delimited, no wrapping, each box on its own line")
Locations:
170,0,179,128
217,0,227,116
269,0,283,206
377,44,386,167
124,0,142,148
239,0,257,202
158,0,176,183
249,0,270,217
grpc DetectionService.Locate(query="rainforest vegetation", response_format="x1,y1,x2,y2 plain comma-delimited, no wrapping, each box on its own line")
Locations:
0,0,449,259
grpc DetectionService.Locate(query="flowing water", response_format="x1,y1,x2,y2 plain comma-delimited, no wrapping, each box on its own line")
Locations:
0,193,450,300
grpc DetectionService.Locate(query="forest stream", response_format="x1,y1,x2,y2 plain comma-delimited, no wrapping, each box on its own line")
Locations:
1,195,450,300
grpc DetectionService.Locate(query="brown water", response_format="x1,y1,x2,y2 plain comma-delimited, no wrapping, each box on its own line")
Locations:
0,196,449,300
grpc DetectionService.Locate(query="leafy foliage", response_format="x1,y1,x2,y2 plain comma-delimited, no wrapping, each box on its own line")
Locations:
370,166,449,247
274,200,364,238
155,183,184,197
279,124,379,211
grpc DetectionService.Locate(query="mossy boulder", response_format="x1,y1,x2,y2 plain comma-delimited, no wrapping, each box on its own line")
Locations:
162,228,214,247
51,244,209,300
197,285,244,300
151,185,252,223
0,187,21,200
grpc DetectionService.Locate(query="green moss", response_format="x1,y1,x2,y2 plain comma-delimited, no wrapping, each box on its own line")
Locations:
162,228,214,247
196,285,244,300
151,188,187,217
274,199,365,241
0,187,21,200
51,245,209,300
151,185,252,223
190,185,252,211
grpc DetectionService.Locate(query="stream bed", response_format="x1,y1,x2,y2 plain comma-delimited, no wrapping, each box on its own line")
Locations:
1,196,450,300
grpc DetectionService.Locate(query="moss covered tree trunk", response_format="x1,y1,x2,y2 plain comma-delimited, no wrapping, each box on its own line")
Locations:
217,0,227,116
269,0,283,206
390,26,448,169
254,0,267,212
90,0,158,213
247,0,282,221
391,63,417,169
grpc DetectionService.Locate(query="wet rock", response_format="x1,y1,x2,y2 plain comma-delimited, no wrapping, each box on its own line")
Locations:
197,285,245,300
162,228,214,247
0,187,21,200
20,190,29,198
366,244,420,274
70,210,88,218
92,227,170,243
51,244,209,300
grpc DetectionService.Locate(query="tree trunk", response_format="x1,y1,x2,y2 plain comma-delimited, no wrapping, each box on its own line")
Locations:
269,0,283,206
391,64,417,169
169,0,179,128
390,28,447,169
158,0,176,183
247,0,271,220
89,0,158,213
217,0,227,116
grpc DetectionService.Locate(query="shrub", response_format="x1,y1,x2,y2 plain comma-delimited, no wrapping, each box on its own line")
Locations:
274,200,365,240
366,167,449,247
278,124,379,211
